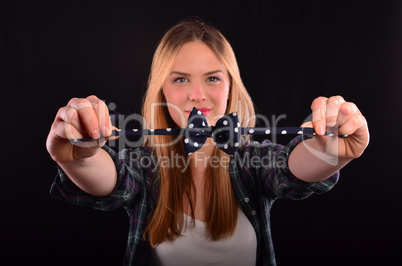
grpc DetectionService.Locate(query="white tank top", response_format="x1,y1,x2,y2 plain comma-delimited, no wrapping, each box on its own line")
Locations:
152,207,257,266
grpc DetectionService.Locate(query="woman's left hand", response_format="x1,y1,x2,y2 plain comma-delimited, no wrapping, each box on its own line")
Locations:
302,95,370,159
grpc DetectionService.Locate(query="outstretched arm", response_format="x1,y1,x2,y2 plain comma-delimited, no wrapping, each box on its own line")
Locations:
46,95,118,197
288,96,369,182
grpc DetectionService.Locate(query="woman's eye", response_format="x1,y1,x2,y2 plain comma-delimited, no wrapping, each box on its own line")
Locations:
207,76,220,82
174,77,187,83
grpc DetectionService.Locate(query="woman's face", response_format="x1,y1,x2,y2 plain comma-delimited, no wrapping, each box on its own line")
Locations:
162,41,231,128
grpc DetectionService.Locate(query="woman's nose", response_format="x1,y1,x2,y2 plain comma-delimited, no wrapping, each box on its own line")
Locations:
188,83,206,102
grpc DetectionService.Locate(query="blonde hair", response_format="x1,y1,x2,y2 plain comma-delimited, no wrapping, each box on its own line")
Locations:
142,19,255,246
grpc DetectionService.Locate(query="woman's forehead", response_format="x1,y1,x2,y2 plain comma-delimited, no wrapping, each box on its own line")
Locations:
170,42,227,74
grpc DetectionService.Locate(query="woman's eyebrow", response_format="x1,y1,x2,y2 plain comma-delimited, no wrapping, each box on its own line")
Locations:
169,70,224,76
204,70,223,75
169,71,189,76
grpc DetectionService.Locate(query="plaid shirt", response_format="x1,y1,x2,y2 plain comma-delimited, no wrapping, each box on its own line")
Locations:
50,136,339,265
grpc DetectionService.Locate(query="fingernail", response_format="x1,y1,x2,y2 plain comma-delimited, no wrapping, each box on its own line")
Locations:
92,129,100,139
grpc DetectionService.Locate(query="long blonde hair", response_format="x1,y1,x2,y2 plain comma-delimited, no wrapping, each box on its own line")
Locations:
142,19,255,246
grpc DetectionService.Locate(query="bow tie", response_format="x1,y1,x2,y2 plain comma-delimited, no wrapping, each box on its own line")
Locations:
183,108,241,156
72,107,347,156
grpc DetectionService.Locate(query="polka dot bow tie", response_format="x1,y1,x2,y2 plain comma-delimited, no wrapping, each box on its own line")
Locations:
183,108,241,156
72,107,347,156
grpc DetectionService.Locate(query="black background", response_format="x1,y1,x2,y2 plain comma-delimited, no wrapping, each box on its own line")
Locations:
1,0,401,265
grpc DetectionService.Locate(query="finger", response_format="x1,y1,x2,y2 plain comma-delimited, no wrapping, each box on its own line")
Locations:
326,96,345,128
338,113,369,159
51,110,83,140
337,102,360,128
87,95,111,137
300,121,313,128
55,106,87,140
338,113,366,136
69,98,100,139
311,96,328,135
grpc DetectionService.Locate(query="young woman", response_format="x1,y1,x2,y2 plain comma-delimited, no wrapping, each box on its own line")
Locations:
46,19,369,266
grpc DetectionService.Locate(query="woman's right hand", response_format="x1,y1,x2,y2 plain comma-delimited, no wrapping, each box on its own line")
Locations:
46,95,113,164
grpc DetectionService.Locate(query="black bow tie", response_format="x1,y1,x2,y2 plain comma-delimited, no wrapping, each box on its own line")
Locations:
72,107,348,156
183,107,241,156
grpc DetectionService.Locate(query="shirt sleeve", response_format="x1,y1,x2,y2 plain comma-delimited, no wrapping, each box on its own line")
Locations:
238,135,339,200
49,145,154,211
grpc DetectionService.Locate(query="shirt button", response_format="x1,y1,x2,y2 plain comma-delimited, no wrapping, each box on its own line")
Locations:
244,198,249,203
251,210,256,215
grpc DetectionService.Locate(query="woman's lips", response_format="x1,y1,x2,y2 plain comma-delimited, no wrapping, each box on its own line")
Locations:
186,108,211,117
197,108,211,116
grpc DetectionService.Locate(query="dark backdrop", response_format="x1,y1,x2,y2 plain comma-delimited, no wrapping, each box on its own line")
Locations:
1,0,401,265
